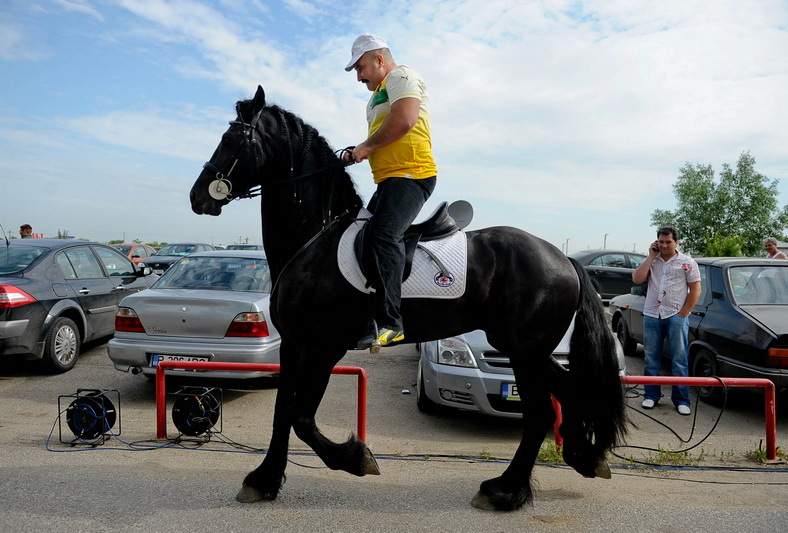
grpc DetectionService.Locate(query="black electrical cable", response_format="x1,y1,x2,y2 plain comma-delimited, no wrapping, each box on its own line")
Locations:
613,380,729,463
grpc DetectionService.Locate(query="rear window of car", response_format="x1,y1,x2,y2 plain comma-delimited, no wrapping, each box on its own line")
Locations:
0,245,49,274
153,256,271,292
115,245,132,255
728,266,788,305
156,244,198,256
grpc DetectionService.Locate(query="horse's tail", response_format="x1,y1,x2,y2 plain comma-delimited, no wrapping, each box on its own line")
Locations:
562,258,626,477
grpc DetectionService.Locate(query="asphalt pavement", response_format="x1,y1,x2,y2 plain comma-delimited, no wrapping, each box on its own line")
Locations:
0,338,786,532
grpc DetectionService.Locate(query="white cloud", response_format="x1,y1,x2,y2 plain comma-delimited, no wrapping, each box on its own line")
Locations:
0,20,46,60
59,108,228,161
54,0,104,21
284,0,322,18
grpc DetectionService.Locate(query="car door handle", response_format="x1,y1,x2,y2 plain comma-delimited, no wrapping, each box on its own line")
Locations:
691,311,705,317
112,285,125,291
78,288,90,295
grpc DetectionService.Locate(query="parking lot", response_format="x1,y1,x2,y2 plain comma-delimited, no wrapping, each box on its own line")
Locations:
1,338,787,531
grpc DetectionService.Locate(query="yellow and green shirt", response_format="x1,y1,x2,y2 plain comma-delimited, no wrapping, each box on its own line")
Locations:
366,65,437,184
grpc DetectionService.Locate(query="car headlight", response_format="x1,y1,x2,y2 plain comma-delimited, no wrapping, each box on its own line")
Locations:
437,338,477,368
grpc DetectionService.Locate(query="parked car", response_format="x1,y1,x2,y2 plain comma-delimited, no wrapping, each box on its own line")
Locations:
112,242,157,265
226,244,264,251
107,250,279,379
415,328,626,418
609,258,788,401
145,243,215,274
570,250,647,299
0,239,156,372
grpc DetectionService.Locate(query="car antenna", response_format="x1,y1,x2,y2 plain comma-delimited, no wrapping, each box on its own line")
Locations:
0,223,9,250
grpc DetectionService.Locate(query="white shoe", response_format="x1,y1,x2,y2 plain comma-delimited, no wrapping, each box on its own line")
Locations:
641,398,655,409
677,404,691,416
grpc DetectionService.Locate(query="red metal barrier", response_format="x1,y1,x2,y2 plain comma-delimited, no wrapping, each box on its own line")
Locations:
155,361,368,441
551,375,778,460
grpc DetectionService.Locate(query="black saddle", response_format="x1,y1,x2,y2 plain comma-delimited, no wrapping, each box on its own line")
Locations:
353,201,466,284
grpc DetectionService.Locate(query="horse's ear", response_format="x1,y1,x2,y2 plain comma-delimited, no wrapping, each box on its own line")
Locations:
252,85,266,110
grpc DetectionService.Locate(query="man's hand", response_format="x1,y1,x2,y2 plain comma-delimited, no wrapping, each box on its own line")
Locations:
352,142,374,162
677,309,691,318
648,240,659,258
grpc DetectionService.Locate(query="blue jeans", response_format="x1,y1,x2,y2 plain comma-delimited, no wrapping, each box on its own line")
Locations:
643,314,690,406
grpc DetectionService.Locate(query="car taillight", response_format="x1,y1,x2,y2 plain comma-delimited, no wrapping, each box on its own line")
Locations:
115,307,145,333
767,347,788,369
0,284,37,309
225,312,269,337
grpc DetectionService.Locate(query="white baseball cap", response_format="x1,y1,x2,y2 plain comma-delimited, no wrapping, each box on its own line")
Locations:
344,33,389,72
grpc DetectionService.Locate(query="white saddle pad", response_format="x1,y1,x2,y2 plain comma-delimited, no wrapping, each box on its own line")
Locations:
337,208,468,299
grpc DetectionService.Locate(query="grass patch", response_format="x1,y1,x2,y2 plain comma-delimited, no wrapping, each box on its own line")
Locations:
537,440,564,463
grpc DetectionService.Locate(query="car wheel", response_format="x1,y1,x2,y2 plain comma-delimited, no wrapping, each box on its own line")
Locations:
691,349,723,405
416,361,439,414
41,317,81,373
616,319,638,356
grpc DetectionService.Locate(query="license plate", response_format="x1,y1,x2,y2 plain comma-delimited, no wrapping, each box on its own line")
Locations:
150,354,210,367
501,383,520,401
153,269,164,275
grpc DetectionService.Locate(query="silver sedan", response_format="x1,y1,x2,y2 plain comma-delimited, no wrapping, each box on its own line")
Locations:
107,251,279,379
416,326,626,418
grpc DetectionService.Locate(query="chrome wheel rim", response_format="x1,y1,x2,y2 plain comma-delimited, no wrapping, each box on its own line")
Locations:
54,325,77,365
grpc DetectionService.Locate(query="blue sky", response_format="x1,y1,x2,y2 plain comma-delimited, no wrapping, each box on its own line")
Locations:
1,0,787,253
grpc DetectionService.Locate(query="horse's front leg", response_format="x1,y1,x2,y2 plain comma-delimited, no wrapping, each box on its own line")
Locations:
237,341,297,503
291,348,380,477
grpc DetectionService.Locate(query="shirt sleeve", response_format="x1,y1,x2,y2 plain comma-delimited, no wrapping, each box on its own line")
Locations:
686,259,701,283
386,68,422,103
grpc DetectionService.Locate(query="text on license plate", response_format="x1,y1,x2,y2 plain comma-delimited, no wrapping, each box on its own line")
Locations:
150,354,210,367
501,383,520,401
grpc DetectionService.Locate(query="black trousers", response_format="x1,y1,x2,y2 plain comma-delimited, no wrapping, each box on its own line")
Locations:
366,176,436,330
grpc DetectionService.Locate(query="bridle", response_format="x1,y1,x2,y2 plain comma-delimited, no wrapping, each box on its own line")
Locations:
203,108,355,219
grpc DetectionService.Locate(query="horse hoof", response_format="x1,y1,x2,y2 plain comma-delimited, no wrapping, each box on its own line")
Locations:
236,484,273,503
471,491,497,511
362,447,381,475
594,460,611,479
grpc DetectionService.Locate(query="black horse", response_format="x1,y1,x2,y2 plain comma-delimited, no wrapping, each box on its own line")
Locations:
190,86,625,511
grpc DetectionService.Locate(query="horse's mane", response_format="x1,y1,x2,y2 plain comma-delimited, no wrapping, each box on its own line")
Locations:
237,98,363,214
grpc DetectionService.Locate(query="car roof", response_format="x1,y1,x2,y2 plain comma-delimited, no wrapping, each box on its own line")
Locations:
571,249,643,257
188,250,267,259
4,238,101,251
696,257,788,267
160,242,214,246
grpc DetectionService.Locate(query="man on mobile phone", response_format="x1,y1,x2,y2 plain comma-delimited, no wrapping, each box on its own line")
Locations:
631,226,701,415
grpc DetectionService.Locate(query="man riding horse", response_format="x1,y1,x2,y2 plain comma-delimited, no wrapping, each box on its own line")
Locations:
343,34,437,349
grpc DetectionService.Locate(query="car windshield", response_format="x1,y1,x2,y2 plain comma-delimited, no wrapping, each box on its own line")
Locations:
153,256,271,292
0,245,49,275
728,265,788,305
114,245,132,255
156,244,197,256
226,244,261,250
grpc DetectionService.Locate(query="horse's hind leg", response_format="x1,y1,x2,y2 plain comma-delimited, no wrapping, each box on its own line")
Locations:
238,340,298,503
472,358,554,512
290,349,380,477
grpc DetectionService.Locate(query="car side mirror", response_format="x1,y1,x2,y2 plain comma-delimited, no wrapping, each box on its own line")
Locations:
136,266,153,277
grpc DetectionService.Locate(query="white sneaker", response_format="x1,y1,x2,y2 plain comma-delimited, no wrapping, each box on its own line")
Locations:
641,398,655,409
677,404,691,416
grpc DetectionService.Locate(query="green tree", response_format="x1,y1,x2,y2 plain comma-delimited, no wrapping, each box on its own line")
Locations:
703,235,744,257
107,239,124,245
651,152,788,256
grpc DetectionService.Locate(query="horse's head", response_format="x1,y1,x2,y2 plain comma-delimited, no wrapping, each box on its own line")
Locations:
190,86,268,216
